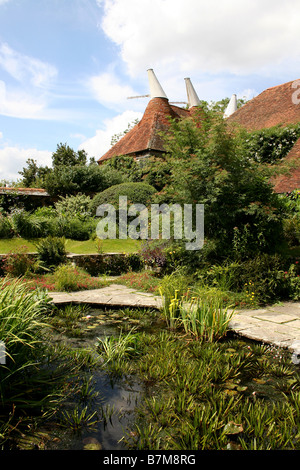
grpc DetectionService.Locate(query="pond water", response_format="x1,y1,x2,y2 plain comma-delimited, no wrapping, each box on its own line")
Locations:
41,306,158,451
17,304,299,451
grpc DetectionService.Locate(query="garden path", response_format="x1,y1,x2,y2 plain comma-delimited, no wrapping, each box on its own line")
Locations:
49,285,300,355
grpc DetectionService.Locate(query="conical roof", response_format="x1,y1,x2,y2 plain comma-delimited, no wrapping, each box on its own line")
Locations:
98,96,189,163
98,71,191,163
185,77,201,108
224,94,237,118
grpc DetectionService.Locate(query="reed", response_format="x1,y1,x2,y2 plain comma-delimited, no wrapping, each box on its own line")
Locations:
179,294,235,341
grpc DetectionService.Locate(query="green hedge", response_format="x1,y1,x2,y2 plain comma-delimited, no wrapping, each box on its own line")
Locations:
90,182,157,215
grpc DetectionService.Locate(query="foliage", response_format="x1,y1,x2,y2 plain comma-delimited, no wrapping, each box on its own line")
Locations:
0,278,53,426
0,277,51,366
10,209,51,239
2,246,37,277
55,193,92,220
18,158,51,188
159,268,193,321
74,252,143,276
97,328,141,366
58,217,96,241
51,143,88,168
239,124,300,164
142,159,172,191
35,236,67,270
90,182,157,215
52,264,101,292
122,333,300,450
197,254,300,304
19,143,123,197
177,292,235,341
161,112,285,258
102,155,144,184
0,215,14,238
139,239,168,268
117,270,161,293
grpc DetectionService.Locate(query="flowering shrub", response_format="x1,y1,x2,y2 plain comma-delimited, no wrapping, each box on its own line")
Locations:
23,264,109,292
139,240,168,268
198,254,300,305
117,270,160,293
241,124,300,164
3,246,37,277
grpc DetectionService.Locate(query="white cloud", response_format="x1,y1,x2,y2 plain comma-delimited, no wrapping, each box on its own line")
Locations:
0,80,47,119
87,71,141,111
79,110,142,159
0,146,52,182
100,0,300,78
0,42,57,88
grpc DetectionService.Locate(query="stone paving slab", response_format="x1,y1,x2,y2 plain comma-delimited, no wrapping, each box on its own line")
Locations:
50,284,163,310
230,301,300,352
49,286,300,354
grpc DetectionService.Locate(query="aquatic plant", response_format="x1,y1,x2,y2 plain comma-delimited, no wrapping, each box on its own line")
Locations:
96,328,141,366
179,294,235,341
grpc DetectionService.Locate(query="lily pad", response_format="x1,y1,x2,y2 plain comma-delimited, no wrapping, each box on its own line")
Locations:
253,377,268,384
224,421,243,435
83,437,102,450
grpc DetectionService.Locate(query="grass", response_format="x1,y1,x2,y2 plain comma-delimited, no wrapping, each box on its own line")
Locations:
0,237,141,254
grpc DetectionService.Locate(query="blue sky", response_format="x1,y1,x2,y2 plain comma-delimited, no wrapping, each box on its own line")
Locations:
1,0,300,182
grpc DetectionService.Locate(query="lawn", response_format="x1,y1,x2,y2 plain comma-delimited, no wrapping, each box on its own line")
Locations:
0,237,141,254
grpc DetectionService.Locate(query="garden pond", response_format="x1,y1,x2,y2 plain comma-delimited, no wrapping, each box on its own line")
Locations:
10,304,300,451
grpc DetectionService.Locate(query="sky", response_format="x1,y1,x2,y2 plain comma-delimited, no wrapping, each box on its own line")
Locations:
1,0,300,183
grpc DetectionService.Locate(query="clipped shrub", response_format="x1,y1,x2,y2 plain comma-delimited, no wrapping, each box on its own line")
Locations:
90,182,156,215
64,218,96,241
35,236,67,270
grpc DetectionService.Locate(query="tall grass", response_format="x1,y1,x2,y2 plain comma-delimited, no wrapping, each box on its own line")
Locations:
159,270,235,340
179,294,235,341
0,276,53,442
0,277,51,368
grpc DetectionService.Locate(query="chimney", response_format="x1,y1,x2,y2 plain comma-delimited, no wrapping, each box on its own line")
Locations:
147,69,168,99
184,77,201,108
224,94,237,118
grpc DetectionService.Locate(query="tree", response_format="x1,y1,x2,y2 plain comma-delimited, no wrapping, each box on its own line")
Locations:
51,143,88,168
160,111,285,258
19,158,51,188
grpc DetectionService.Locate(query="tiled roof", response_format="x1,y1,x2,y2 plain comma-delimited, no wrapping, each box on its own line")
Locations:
227,79,300,192
0,187,49,196
227,79,300,130
98,97,190,163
